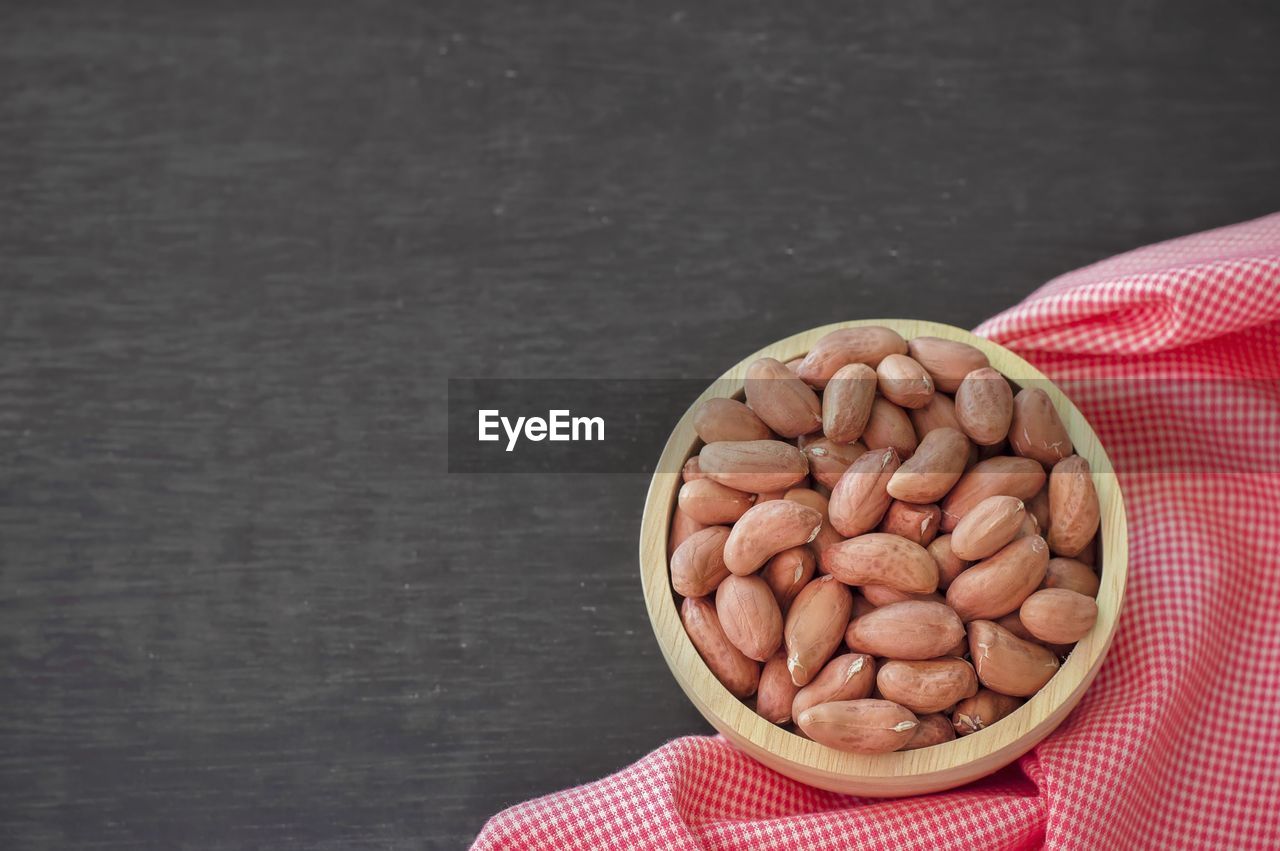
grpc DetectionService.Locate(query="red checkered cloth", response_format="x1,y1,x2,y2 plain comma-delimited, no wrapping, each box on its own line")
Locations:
472,213,1280,851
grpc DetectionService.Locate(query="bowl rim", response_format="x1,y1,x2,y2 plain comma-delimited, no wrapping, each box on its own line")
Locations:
638,319,1128,796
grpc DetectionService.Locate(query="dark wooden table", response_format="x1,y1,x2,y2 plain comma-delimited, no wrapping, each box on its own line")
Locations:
2,2,1277,848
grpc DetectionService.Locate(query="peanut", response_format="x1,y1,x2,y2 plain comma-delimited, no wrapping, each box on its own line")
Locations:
955,367,1014,446
878,500,941,547
791,652,876,718
886,426,970,504
876,658,979,714
716,574,784,661
861,397,918,459
761,545,817,611
952,689,1022,735
723,500,823,575
678,478,756,525
820,533,939,594
699,440,810,494
822,363,877,443
757,652,801,724
906,336,990,393
1019,588,1098,644
795,699,918,754
670,525,731,598
1009,388,1073,465
946,534,1050,622
968,619,1060,696
681,596,760,698
950,495,1026,560
828,447,900,537
796,326,908,388
783,575,853,686
876,354,935,409
745,357,823,438
846,600,964,660
693,397,773,444
1047,455,1101,557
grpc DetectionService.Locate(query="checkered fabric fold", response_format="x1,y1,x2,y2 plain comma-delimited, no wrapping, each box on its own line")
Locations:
472,213,1280,851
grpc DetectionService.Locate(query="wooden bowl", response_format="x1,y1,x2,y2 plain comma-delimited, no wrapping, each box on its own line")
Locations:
638,319,1127,797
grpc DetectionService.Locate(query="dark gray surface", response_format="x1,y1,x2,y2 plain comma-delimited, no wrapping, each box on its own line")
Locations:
2,1,1278,848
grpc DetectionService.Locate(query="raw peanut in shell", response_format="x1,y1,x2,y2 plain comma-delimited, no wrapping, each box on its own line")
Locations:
795,699,918,754
968,619,1060,696
955,367,1014,446
860,397,918,459
804,438,868,490
715,574,784,661
680,596,760,698
757,652,801,724
953,689,1022,735
876,354,935,409
784,575,853,686
927,534,971,589
901,713,957,750
940,456,1047,531
1009,388,1073,465
828,447,900,537
783,488,845,555
846,600,964,660
822,363,877,443
1047,455,1101,557
1019,588,1099,644
699,440,809,494
821,533,939,594
682,456,707,482
745,357,823,437
669,506,709,558
791,652,876,718
670,526,731,598
1042,557,1100,598
877,658,979,714
761,546,817,611
859,584,944,607
796,326,909,388
887,427,970,504
693,397,773,444
723,500,823,576
946,534,1050,622
950,495,1026,560
908,392,964,442
878,500,941,546
678,478,756,525
907,337,991,393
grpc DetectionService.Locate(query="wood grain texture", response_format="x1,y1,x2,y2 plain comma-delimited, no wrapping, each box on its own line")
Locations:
639,320,1127,795
0,0,1276,847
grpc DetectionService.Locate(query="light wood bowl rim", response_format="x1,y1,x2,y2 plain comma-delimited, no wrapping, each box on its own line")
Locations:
638,319,1128,797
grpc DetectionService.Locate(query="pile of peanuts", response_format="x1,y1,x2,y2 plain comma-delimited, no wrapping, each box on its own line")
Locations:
669,327,1102,754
